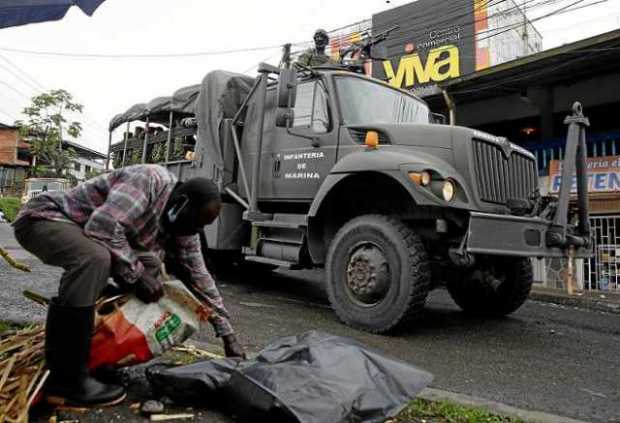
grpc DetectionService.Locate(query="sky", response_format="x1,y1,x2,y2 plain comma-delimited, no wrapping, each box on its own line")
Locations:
0,0,619,154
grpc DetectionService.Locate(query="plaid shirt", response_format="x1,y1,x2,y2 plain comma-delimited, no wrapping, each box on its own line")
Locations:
14,165,233,337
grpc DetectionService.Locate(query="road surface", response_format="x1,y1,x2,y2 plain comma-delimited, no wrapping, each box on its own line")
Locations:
1,223,618,422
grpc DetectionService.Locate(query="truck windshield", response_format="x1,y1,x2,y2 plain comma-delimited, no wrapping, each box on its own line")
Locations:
336,76,430,125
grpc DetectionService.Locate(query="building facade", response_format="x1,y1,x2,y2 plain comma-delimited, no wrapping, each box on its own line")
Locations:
62,139,106,182
0,123,30,196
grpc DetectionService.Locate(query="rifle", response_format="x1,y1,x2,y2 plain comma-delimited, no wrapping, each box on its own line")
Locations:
339,25,399,64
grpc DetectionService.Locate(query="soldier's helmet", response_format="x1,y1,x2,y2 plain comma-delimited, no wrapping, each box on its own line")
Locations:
314,29,329,46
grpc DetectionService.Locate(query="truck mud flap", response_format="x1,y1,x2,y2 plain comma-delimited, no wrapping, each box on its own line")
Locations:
466,212,590,259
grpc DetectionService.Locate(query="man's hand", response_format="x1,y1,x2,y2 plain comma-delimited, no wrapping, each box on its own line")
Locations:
222,334,246,359
135,272,164,303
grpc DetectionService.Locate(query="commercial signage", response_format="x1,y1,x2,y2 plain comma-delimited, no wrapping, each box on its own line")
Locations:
371,0,541,96
372,0,476,97
549,156,620,194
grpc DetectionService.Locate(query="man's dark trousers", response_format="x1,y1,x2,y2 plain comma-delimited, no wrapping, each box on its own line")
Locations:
14,218,112,307
14,217,163,305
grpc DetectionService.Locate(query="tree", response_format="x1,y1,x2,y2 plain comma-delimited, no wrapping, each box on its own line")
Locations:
16,89,83,178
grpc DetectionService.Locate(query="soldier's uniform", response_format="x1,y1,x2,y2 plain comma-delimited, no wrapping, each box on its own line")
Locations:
296,29,334,67
297,48,334,67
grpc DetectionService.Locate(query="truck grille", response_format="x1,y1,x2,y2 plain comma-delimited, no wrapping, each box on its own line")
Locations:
472,139,537,204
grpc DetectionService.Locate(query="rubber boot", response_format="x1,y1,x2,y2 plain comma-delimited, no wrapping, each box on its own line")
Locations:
45,299,126,407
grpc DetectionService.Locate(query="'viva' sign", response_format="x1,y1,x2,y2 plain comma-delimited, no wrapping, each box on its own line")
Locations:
381,45,461,89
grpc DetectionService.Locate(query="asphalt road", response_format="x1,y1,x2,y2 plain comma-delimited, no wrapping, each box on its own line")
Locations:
1,223,619,422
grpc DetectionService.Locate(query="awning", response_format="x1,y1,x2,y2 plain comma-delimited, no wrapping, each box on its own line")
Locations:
0,0,106,29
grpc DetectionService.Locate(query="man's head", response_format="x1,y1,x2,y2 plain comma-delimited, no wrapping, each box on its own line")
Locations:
164,178,221,236
313,29,329,50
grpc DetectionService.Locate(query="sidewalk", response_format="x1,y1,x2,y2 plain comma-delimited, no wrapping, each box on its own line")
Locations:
530,285,620,314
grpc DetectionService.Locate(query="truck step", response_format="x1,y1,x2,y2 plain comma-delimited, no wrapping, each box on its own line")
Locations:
243,255,301,269
246,213,307,229
252,220,305,229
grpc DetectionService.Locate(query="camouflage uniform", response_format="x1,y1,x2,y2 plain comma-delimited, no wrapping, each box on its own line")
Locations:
296,48,334,67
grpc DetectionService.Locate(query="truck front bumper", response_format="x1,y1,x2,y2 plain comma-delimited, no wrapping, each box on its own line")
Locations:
466,212,592,259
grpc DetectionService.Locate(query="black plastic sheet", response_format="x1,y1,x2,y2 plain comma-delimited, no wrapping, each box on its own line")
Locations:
148,331,433,423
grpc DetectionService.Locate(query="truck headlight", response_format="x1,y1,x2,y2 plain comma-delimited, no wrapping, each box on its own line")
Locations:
442,180,455,202
408,171,431,186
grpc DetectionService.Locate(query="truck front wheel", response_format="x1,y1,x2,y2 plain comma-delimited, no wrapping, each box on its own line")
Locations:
326,215,431,334
446,257,533,317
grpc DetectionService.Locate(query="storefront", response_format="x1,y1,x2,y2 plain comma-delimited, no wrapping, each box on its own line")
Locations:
539,155,620,292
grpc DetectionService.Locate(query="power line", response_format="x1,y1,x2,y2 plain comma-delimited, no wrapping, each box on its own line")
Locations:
373,0,600,61
0,43,303,60
0,53,45,92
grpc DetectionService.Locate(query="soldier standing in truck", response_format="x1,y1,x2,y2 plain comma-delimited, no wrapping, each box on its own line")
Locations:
297,28,334,66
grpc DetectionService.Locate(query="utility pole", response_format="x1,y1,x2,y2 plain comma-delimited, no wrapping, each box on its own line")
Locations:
522,0,529,55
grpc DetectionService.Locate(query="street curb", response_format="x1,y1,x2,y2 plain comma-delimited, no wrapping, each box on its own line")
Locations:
530,288,620,315
419,388,588,423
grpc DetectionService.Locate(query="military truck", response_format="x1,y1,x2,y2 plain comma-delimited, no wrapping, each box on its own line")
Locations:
108,60,591,334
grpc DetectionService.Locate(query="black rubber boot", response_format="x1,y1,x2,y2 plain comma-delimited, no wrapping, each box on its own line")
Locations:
45,299,126,407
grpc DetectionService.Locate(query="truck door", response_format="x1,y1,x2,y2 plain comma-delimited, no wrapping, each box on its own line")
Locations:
261,78,337,201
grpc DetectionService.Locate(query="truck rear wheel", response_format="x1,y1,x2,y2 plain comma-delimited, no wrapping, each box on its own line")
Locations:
326,215,431,333
446,257,533,317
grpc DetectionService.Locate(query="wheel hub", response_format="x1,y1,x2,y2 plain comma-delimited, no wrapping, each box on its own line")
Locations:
346,243,390,305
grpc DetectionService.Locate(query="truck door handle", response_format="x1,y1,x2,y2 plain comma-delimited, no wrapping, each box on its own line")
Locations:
273,158,281,177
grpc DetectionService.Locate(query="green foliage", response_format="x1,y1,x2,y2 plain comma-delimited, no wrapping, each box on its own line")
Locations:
15,89,83,178
85,168,103,180
173,136,185,161
0,197,21,222
151,143,166,163
395,399,525,423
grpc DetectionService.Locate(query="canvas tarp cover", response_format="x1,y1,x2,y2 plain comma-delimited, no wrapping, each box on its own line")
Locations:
108,103,149,132
147,331,433,423
171,84,200,114
108,113,124,132
146,96,172,124
195,70,255,170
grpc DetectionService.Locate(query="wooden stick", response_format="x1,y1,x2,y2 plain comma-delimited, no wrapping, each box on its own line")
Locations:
16,370,49,423
22,291,48,307
0,247,30,272
0,356,16,392
150,414,195,422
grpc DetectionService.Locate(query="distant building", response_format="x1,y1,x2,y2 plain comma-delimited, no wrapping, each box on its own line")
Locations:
62,139,106,181
0,122,30,196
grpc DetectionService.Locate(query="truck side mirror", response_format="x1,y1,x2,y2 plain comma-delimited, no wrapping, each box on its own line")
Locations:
276,108,295,128
277,68,298,108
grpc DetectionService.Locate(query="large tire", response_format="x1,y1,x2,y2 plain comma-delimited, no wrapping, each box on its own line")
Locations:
447,257,533,317
326,215,431,333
